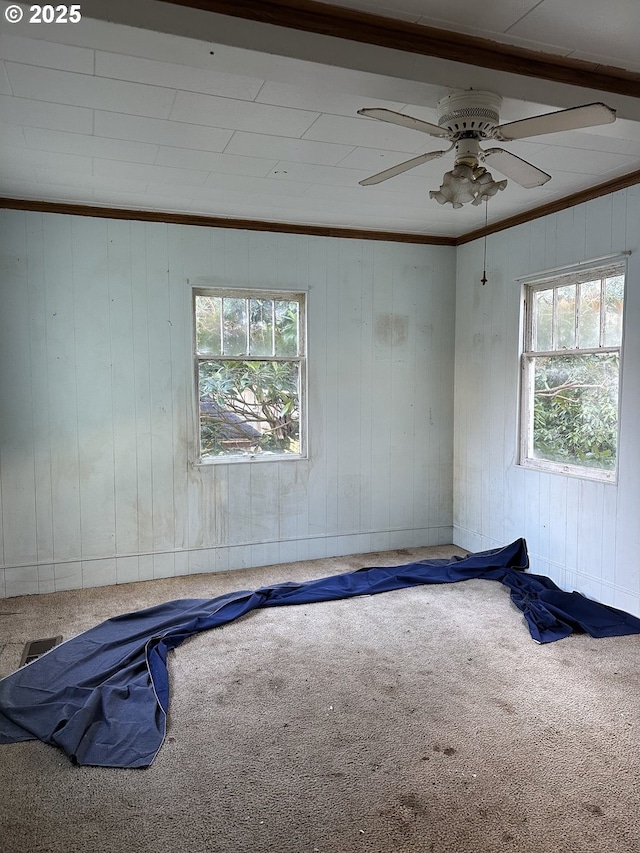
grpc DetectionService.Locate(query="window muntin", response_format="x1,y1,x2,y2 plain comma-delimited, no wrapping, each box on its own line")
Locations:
520,262,625,481
194,289,306,462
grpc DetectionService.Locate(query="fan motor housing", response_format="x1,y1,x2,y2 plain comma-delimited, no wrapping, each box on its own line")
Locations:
437,90,502,139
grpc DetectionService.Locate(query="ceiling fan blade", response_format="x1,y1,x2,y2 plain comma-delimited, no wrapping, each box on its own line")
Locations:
359,151,447,186
483,148,551,188
493,102,616,141
357,108,448,138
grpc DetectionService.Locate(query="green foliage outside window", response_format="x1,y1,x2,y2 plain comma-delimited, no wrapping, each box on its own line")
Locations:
532,353,619,470
194,291,304,460
523,267,624,478
199,360,300,457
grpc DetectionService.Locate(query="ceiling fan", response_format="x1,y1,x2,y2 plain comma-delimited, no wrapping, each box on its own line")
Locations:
357,91,616,208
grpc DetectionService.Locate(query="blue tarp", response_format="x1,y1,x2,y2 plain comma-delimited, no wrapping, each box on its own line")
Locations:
1,539,639,768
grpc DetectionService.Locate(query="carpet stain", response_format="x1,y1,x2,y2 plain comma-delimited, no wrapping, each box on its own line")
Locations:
495,698,516,714
379,791,431,832
432,744,457,756
583,804,604,816
398,793,429,817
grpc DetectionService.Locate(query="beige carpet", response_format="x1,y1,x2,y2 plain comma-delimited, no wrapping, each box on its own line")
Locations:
1,545,638,853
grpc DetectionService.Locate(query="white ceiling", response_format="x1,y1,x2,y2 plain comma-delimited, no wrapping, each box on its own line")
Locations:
321,0,640,72
1,0,639,238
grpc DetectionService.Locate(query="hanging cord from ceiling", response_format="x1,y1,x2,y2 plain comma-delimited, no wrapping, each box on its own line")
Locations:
481,199,489,286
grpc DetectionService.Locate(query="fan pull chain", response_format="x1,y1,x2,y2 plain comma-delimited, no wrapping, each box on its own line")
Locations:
481,200,489,286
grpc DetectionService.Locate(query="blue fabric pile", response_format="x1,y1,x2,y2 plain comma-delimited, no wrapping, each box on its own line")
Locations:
1,539,639,768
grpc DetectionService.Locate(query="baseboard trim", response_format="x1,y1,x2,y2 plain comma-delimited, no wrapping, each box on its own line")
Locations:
0,526,454,597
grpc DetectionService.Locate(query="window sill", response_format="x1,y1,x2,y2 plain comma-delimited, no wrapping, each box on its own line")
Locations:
518,458,617,484
194,452,308,466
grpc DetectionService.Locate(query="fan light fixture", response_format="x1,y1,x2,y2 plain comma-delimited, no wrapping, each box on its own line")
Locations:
429,164,507,209
428,136,507,208
429,163,507,208
356,90,617,209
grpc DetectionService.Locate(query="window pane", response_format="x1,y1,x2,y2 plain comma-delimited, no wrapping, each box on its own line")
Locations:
275,301,299,356
222,298,248,356
199,359,300,458
195,295,221,355
604,275,624,347
532,289,553,351
249,299,274,356
531,352,619,471
556,284,576,349
578,280,601,348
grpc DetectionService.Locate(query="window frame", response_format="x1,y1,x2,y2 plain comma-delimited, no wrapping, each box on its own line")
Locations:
192,286,307,465
518,259,626,483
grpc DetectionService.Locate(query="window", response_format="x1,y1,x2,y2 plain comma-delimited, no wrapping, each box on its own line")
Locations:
194,289,306,462
519,260,625,481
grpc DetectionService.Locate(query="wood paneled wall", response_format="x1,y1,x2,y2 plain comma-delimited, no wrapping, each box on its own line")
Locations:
453,186,640,616
0,210,456,596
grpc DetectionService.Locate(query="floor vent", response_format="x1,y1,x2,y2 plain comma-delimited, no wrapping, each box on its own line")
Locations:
20,636,63,667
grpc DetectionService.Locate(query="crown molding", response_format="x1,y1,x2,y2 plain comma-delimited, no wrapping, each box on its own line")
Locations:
3,169,639,245
0,199,456,245
159,0,640,98
456,169,640,245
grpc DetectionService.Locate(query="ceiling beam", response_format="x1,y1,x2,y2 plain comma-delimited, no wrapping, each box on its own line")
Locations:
158,0,640,99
